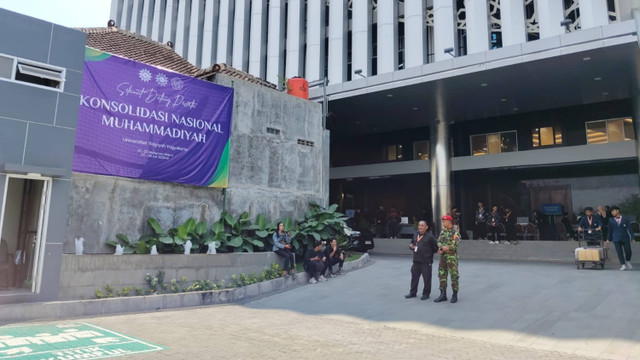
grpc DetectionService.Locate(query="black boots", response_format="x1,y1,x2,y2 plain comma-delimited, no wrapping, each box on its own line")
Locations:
433,289,447,303
450,292,458,303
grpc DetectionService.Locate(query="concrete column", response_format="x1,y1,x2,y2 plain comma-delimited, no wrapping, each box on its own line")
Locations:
121,0,134,30
174,0,191,57
151,0,165,41
305,0,326,82
249,0,268,78
464,0,489,54
328,0,348,84
233,0,251,71
376,0,398,74
430,119,452,231
162,0,178,46
352,0,372,77
201,0,219,68
130,0,143,33
433,0,458,62
286,0,305,78
266,0,286,86
537,0,565,38
500,0,527,46
187,0,204,67
140,0,154,37
632,85,640,184
579,0,609,29
404,0,426,68
217,0,235,65
110,0,124,24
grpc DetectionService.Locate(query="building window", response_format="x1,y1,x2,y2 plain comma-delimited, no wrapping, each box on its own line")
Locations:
413,141,429,160
385,144,403,161
586,118,635,144
0,54,14,79
0,52,65,91
532,126,562,147
471,131,517,156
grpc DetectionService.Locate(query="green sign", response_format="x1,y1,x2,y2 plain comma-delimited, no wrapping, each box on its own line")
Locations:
0,323,164,359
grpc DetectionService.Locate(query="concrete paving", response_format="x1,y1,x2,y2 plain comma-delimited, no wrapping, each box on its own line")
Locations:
3,255,640,359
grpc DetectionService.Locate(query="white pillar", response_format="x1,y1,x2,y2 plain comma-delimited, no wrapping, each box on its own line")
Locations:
232,0,251,71
151,0,166,42
174,0,191,57
130,0,143,33
376,0,397,74
121,0,133,30
217,0,235,65
464,0,489,53
140,0,155,37
201,0,219,68
328,0,348,84
266,0,285,86
187,0,204,67
537,0,565,38
305,0,325,82
404,0,426,68
352,0,372,77
163,0,179,46
110,0,124,25
579,0,609,29
500,0,527,46
249,0,268,78
285,0,305,78
434,0,458,62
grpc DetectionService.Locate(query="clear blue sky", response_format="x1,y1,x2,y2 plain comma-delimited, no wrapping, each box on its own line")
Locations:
0,0,111,28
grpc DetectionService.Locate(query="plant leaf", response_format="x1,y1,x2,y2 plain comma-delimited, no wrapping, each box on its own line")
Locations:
116,234,130,245
327,204,338,213
223,212,236,226
255,214,267,229
242,243,253,252
158,236,173,244
310,232,321,241
195,221,208,235
250,239,264,247
183,218,196,234
147,218,165,235
106,240,118,248
227,236,243,247
255,230,269,238
211,220,225,234
136,242,149,254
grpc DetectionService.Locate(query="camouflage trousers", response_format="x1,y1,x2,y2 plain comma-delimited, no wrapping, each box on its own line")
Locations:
438,254,459,292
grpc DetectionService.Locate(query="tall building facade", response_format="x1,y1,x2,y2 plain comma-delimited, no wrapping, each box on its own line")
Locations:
112,0,640,237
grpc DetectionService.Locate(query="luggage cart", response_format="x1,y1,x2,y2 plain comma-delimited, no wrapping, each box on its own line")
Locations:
575,230,607,270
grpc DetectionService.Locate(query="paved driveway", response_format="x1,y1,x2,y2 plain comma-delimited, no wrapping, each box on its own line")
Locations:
3,256,639,359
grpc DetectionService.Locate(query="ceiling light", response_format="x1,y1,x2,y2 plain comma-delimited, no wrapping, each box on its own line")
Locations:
594,77,602,81
481,83,488,87
355,121,361,124
582,56,591,61
412,107,419,110
513,107,519,111
500,98,507,102
602,92,609,96
387,94,393,97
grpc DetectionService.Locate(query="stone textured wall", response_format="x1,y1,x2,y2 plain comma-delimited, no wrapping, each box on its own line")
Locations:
65,74,328,253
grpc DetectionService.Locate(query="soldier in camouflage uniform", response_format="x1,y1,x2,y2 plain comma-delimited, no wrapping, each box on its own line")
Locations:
434,214,460,304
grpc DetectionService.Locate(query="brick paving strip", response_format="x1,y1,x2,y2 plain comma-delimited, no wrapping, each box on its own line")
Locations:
74,305,626,360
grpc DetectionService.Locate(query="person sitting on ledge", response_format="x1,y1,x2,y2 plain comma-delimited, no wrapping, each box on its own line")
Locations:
273,222,295,277
305,240,328,284
324,239,345,276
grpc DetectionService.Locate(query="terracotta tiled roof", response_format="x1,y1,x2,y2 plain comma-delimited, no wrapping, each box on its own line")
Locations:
196,64,277,89
78,26,199,76
77,26,276,89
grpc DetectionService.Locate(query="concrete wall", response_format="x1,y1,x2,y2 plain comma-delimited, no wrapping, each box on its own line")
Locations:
66,73,328,253
58,252,285,300
0,8,86,303
522,174,640,214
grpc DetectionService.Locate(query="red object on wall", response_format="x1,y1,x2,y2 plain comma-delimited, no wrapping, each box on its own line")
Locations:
287,77,309,99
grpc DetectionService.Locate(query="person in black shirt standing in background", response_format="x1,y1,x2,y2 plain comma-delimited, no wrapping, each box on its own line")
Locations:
488,205,501,244
405,220,439,300
474,202,487,240
503,207,516,244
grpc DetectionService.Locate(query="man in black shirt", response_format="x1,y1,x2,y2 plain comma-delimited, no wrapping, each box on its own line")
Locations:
405,220,439,300
305,241,328,284
324,239,345,276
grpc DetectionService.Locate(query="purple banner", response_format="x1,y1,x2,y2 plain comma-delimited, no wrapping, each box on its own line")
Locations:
72,48,233,187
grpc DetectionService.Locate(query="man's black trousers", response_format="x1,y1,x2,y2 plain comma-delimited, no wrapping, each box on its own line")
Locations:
409,262,433,296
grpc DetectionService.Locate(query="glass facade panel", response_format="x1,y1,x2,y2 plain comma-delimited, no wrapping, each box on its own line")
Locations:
532,129,540,147
624,118,635,141
539,127,554,146
471,135,487,156
500,131,517,153
387,145,397,161
487,133,500,154
413,141,430,160
554,126,563,144
607,119,624,142
586,121,607,144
